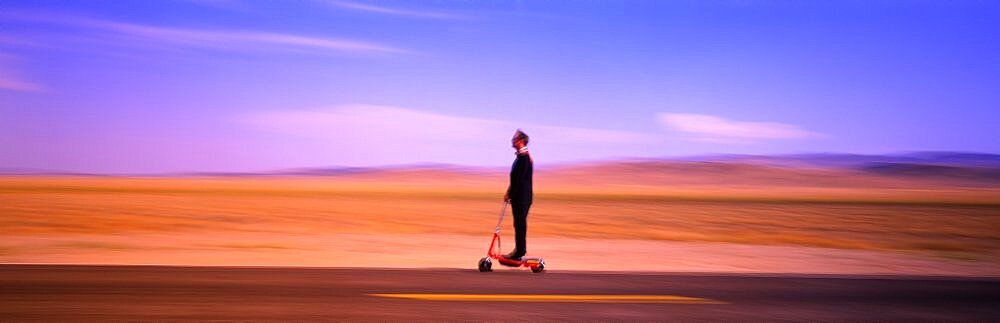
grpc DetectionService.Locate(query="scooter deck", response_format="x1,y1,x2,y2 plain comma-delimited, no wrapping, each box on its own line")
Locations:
497,256,542,267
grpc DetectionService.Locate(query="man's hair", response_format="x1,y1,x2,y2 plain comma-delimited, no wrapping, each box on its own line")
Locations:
514,129,529,145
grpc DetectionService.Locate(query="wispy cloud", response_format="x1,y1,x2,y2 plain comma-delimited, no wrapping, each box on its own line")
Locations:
658,113,822,143
2,11,410,55
0,54,44,92
181,0,247,10
0,33,41,47
240,105,652,145
237,105,655,166
241,107,827,165
0,76,44,92
321,0,470,20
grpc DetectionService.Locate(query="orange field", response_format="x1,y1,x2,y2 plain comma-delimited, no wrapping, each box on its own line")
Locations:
2,164,998,273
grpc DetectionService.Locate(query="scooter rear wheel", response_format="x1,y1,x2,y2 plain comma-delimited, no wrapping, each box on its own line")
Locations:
531,260,545,273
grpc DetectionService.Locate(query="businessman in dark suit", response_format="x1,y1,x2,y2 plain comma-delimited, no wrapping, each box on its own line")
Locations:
503,129,533,260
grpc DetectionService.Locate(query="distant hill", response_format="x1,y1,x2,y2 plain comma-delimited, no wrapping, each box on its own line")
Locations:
898,152,1000,168
665,152,1000,185
3,152,999,187
858,162,1000,181
686,152,1000,169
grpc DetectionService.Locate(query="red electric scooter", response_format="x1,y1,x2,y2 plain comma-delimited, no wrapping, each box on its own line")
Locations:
478,201,545,273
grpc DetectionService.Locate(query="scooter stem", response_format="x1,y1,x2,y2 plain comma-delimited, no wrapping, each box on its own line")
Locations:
495,201,508,233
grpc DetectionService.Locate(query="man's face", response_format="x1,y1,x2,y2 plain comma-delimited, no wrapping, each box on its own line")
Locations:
511,136,524,149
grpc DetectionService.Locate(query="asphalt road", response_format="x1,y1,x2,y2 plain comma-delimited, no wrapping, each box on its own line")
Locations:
1,265,998,321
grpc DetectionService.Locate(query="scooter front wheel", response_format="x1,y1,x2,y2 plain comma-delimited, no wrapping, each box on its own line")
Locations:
478,257,492,272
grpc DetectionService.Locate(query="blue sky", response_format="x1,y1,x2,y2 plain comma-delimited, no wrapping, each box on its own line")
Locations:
1,0,998,173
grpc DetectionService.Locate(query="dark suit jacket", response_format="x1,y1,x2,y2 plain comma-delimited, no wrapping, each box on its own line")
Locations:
507,152,533,205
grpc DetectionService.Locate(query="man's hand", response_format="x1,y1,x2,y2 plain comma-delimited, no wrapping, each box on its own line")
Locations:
503,193,510,202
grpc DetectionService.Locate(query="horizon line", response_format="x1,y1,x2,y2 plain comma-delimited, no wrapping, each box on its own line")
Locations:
1,150,997,176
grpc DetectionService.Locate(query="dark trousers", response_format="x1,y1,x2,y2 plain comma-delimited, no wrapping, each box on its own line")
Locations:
511,203,531,258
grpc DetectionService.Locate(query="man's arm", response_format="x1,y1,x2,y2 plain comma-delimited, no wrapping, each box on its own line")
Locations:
505,157,523,202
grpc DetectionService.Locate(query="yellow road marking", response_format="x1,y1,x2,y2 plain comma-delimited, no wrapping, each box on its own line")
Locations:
368,294,726,304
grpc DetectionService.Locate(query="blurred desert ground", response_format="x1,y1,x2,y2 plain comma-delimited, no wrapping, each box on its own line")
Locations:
2,157,999,275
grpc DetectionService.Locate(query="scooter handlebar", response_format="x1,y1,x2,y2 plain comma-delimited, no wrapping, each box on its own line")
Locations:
494,201,508,233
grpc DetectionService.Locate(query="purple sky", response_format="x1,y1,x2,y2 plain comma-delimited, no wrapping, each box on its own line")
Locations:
1,1,998,173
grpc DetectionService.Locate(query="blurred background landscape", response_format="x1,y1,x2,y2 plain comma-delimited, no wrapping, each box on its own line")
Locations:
3,152,998,275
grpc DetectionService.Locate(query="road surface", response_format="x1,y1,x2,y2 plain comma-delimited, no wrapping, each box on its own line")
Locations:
1,265,998,321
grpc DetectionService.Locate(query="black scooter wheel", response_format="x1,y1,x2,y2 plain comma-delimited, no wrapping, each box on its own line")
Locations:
531,260,545,273
478,257,492,272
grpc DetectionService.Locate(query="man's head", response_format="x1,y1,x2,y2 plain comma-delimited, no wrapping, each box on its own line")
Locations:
511,129,529,150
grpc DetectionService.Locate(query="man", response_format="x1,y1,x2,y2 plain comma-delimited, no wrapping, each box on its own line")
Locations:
503,129,533,261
